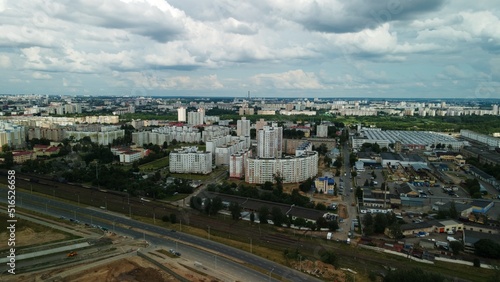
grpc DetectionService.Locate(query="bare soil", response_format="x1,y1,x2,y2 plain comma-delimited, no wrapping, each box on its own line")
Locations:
338,204,348,219
290,259,346,281
63,257,174,282
0,228,67,250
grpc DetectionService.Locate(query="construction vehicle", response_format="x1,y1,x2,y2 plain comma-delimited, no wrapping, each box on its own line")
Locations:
67,251,78,257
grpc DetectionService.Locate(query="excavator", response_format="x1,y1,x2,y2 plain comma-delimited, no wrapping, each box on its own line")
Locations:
67,251,78,257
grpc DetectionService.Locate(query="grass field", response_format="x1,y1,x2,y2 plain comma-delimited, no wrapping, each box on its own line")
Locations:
139,156,169,171
170,173,211,181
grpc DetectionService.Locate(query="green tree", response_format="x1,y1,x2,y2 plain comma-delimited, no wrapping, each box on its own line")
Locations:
374,213,389,234
229,202,242,220
262,181,274,191
474,239,500,259
169,213,177,224
449,201,458,219
258,206,270,224
271,207,285,226
294,217,307,228
449,241,464,255
315,203,327,210
299,177,314,193
3,152,14,169
387,223,403,239
320,250,337,266
384,268,445,282
327,220,339,231
205,197,224,216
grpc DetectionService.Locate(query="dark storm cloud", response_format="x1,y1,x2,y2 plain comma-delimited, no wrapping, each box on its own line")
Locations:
297,0,446,33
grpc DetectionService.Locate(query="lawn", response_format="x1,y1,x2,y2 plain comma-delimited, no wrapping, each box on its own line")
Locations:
139,156,169,171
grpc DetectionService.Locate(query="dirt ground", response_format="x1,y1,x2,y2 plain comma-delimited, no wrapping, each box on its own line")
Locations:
337,204,348,219
0,228,67,249
63,257,174,282
290,259,346,281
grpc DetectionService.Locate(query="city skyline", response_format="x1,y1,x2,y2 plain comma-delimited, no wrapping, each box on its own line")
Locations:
0,0,499,99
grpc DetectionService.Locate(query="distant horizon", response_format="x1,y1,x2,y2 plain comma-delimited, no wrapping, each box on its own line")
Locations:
0,1,498,99
1,93,500,102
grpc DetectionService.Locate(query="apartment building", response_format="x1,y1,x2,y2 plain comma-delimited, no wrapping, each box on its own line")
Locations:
257,126,283,158
64,125,124,146
0,121,25,150
236,117,250,137
229,149,252,179
169,146,212,174
245,151,318,184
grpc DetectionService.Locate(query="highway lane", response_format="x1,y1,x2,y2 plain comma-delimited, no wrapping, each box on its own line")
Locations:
1,187,321,282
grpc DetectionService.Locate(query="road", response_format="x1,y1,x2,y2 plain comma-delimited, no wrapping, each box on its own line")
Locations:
341,140,358,237
0,187,321,282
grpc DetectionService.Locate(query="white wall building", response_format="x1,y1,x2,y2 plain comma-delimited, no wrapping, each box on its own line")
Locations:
257,126,283,158
169,147,212,174
229,149,252,179
187,108,205,126
132,126,201,146
0,121,25,150
177,107,186,122
237,117,251,137
245,152,318,184
64,126,125,146
316,124,328,137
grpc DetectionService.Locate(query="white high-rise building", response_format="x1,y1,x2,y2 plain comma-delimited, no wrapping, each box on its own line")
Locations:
493,104,499,116
0,122,25,150
169,146,212,174
188,108,205,126
316,124,328,137
236,117,251,137
177,107,186,122
257,126,282,158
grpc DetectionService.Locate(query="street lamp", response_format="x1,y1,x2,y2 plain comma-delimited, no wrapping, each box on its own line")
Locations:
269,267,275,281
152,206,159,224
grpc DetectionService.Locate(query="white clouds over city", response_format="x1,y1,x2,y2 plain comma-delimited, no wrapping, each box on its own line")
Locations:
0,0,499,98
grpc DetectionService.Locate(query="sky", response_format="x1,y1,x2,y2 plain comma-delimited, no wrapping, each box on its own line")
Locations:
0,0,499,99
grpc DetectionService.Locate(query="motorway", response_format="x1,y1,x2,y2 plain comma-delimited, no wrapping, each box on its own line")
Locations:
0,187,321,282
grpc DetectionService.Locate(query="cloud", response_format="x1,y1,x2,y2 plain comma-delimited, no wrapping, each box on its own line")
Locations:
32,71,52,79
0,55,11,68
0,0,497,97
222,18,258,35
267,0,445,33
251,69,324,89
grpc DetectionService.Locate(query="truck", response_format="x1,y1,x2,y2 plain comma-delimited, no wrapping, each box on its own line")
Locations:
435,241,449,250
